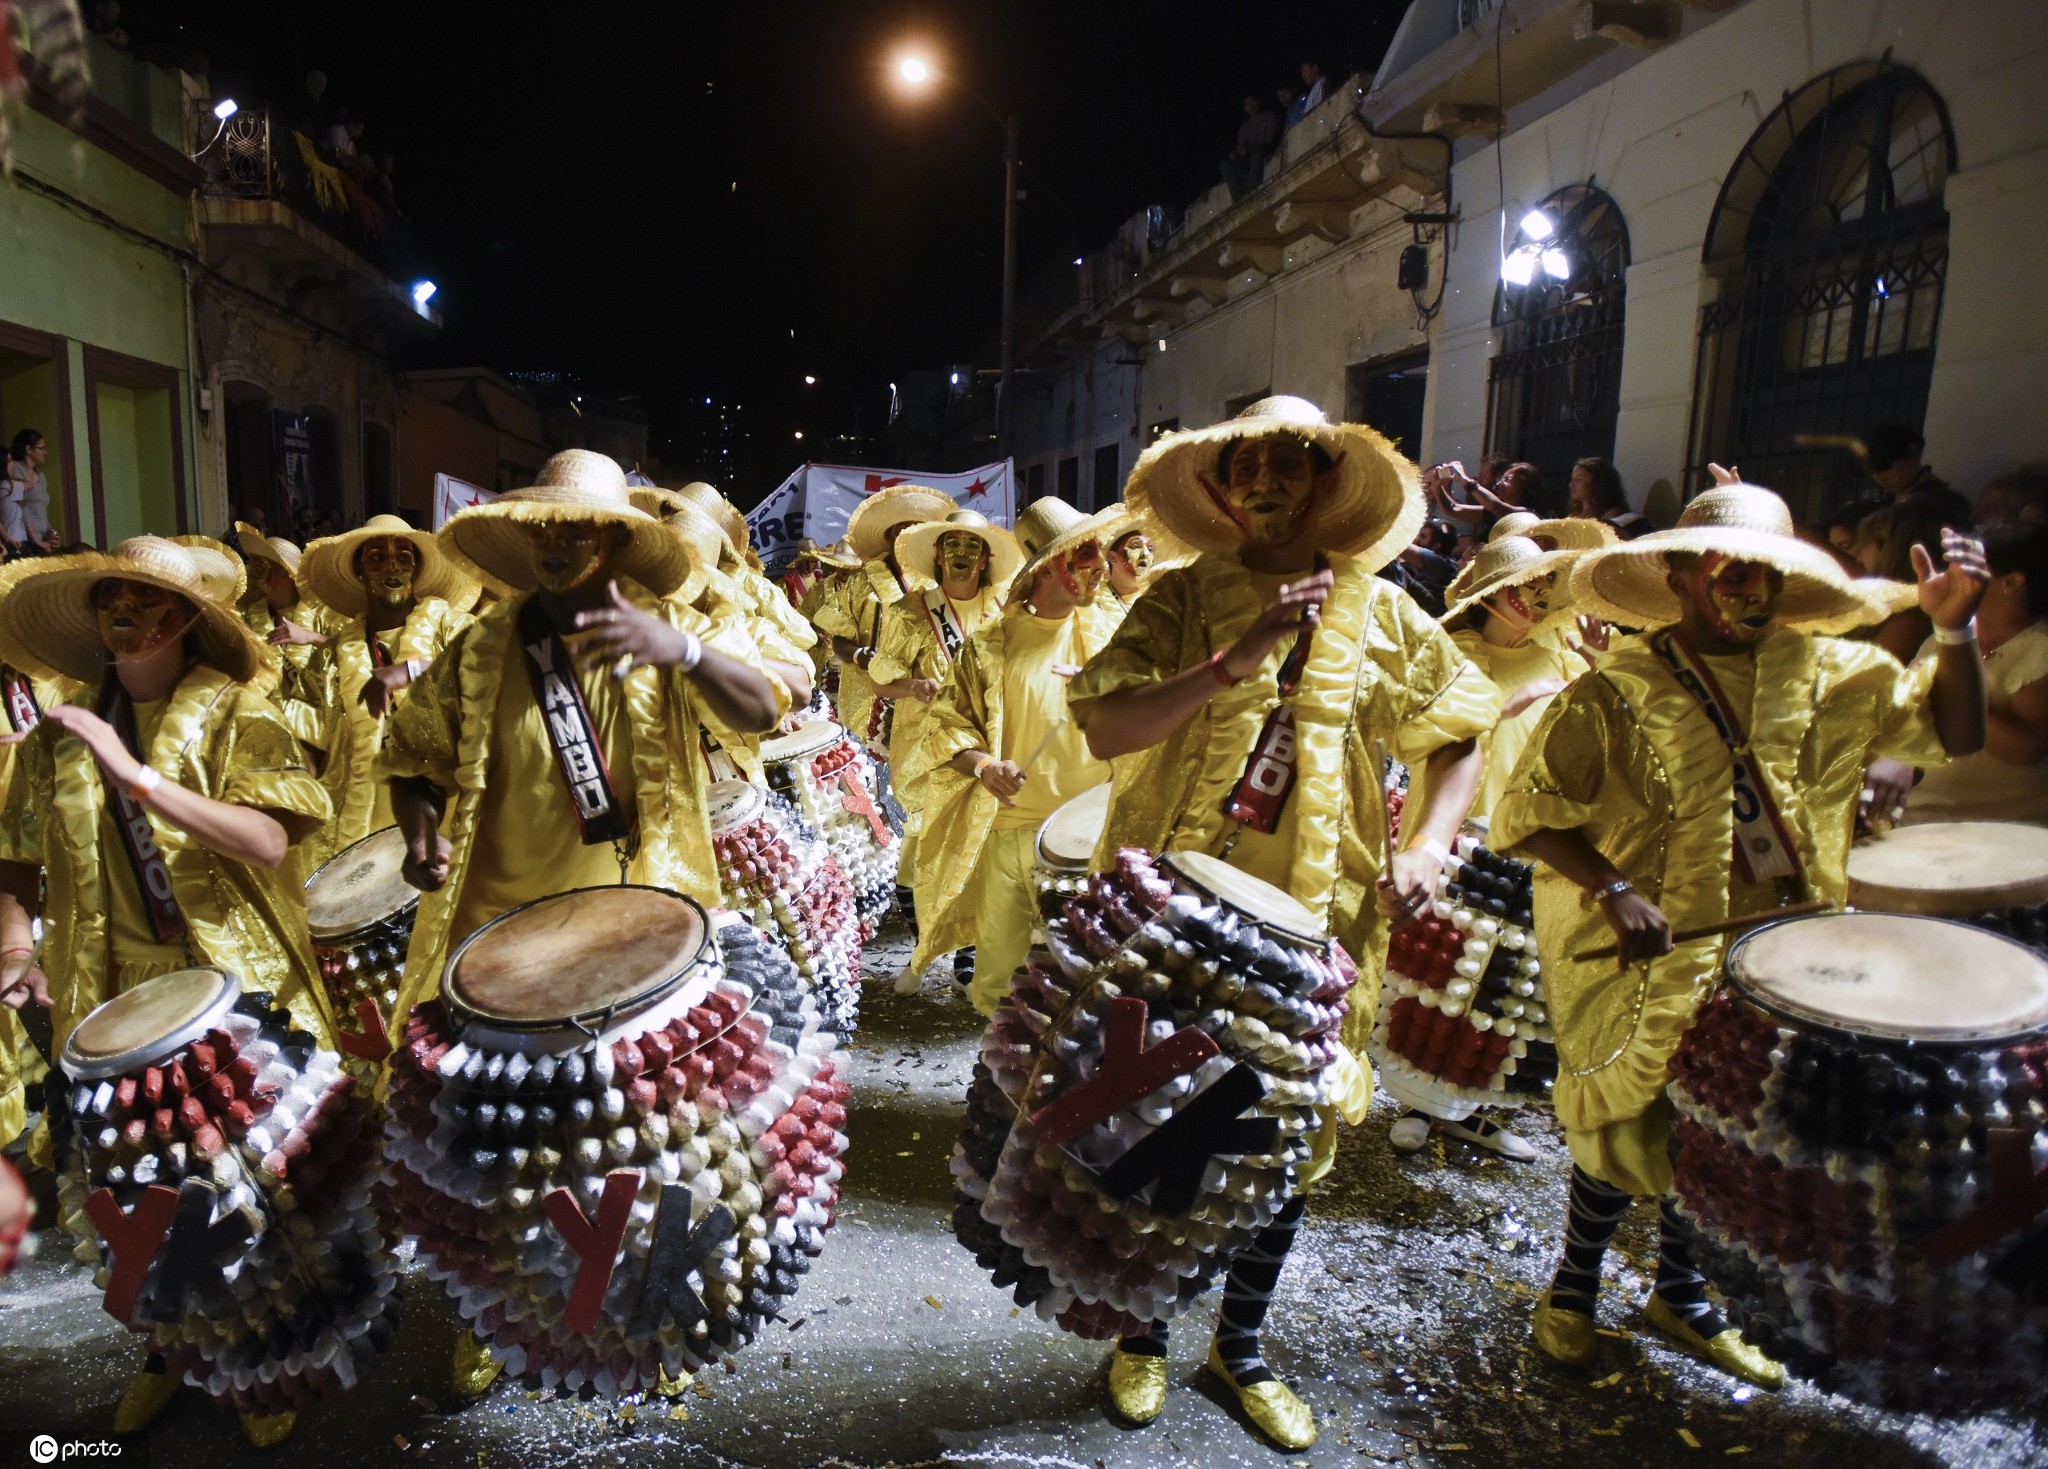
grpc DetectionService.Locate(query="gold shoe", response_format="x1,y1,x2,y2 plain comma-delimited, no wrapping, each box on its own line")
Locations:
1106,1347,1167,1425
1205,1342,1316,1451
654,1365,694,1399
1643,1295,1785,1390
1532,1288,1599,1367
111,1367,180,1433
450,1333,504,1397
239,1409,297,1447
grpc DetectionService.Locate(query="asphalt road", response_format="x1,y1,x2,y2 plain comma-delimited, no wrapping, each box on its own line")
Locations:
0,921,2041,1468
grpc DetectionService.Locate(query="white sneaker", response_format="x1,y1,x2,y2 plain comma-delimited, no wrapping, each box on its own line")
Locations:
891,961,923,997
1440,1114,1538,1160
1388,1114,1432,1153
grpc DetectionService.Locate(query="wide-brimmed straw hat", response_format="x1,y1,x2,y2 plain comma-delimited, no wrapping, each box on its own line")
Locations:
1124,395,1424,569
671,482,762,571
895,509,1024,590
1487,513,1616,552
1441,535,1584,624
632,489,729,605
845,484,958,563
0,536,267,684
1570,484,1883,630
170,535,248,606
301,514,474,617
234,522,303,577
817,536,862,570
444,449,690,597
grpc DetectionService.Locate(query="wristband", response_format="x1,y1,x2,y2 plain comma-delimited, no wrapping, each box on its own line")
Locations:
1933,617,1978,646
1207,648,1241,688
404,658,426,679
675,631,705,674
0,946,31,962
854,646,874,670
1591,878,1633,905
1408,837,1451,865
969,753,995,779
128,765,162,803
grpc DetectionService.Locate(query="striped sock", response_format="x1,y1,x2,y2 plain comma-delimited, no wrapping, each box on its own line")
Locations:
1118,1321,1168,1358
1213,1194,1307,1386
1653,1198,1728,1338
1550,1166,1631,1317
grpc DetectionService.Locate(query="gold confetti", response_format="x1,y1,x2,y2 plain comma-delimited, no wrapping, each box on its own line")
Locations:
1590,1371,1624,1389
924,1294,943,1309
1726,1449,1751,1457
669,1405,691,1423
1679,1428,1702,1449
392,1436,410,1451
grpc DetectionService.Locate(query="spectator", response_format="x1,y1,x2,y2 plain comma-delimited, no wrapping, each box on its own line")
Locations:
1975,470,2048,531
1278,83,1304,130
1379,529,1458,617
7,430,57,551
86,1,129,48
1905,523,2048,826
1566,456,1627,519
1854,497,1968,662
1866,420,1973,524
1299,60,1330,114
1823,496,1883,557
1222,94,1280,202
1606,510,1652,541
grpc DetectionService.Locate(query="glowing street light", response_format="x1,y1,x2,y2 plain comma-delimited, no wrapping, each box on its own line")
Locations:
410,280,438,314
897,54,931,87
1519,208,1555,241
212,98,239,121
803,375,817,385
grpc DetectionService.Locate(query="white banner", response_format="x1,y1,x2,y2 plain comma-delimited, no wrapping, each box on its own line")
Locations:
433,472,498,529
744,460,1014,576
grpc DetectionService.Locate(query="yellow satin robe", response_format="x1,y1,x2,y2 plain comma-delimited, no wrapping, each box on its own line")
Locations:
681,567,803,786
869,584,1002,819
0,668,74,1145
1490,627,1948,1195
811,558,926,747
1408,623,1581,828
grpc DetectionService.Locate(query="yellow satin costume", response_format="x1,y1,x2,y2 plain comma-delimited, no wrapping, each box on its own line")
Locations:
870,584,1002,839
812,558,926,746
0,667,74,1146
1490,627,1947,1196
681,567,804,786
379,590,789,1026
1408,623,1580,826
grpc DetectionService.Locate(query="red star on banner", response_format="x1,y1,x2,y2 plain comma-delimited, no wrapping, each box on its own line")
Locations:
963,477,989,499
1922,1127,2048,1268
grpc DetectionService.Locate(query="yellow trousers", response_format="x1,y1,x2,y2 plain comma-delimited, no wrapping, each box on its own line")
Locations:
1565,1098,1675,1198
967,826,1041,1017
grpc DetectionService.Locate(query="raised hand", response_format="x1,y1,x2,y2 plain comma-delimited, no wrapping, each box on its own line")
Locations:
571,581,695,674
1913,527,1991,630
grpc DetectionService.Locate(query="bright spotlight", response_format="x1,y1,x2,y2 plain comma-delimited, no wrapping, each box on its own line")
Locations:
949,371,960,386
409,279,438,310
1501,249,1538,288
897,55,931,86
212,98,239,121
1519,209,1555,241
1541,248,1571,280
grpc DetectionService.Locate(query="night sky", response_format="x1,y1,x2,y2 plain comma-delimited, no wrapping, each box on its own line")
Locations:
123,1,1403,501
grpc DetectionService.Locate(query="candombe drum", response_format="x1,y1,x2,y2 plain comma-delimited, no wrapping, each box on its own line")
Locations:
707,779,863,1037
1668,911,2048,1412
760,719,898,939
48,968,398,1414
1371,832,1555,1116
1848,821,2048,953
0,1158,29,1275
1031,783,1112,917
305,826,419,1039
381,888,848,1395
954,849,1351,1339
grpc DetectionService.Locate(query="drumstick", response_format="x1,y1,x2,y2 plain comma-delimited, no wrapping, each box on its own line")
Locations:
1570,899,1832,961
1371,740,1395,860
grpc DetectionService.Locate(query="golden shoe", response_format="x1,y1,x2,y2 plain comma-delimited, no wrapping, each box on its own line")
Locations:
111,1367,179,1433
239,1409,296,1448
1644,1295,1785,1390
654,1365,694,1399
1205,1342,1316,1451
1106,1347,1167,1425
1532,1288,1599,1367
450,1333,504,1397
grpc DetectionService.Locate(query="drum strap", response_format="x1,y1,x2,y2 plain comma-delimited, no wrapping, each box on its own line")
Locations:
1652,631,1803,887
698,726,743,784
517,597,635,848
365,630,392,670
96,679,188,945
1,666,40,734
1222,556,1325,837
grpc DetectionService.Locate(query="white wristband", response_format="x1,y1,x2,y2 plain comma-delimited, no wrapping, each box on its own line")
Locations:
127,765,162,803
1409,836,1451,864
1933,617,1978,646
404,658,426,679
676,631,705,674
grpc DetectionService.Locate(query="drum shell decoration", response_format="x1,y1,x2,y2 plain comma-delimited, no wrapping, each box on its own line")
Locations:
382,907,848,1396
305,827,420,1044
1371,833,1555,1115
955,848,1350,1340
710,782,863,1038
761,721,898,941
0,1157,26,1276
48,975,398,1415
1668,914,2048,1414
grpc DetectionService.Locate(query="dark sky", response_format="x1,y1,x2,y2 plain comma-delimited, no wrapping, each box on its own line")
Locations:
127,1,1404,497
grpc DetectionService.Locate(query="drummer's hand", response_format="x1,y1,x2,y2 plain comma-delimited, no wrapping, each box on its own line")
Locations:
977,758,1026,802
0,948,49,1010
1223,570,1335,680
1861,757,1917,831
907,677,942,703
268,619,325,647
1570,614,1610,667
401,832,453,892
361,663,411,719
1597,887,1671,968
1915,528,1991,629
41,704,141,788
1376,847,1442,928
1500,677,1567,719
570,581,693,674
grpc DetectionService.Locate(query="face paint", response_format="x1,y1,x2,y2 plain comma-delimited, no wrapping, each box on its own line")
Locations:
1493,568,1558,627
263,563,298,609
936,531,990,588
1111,531,1155,575
94,578,191,661
1218,437,1324,546
528,520,615,594
1689,554,1782,644
1059,539,1107,602
358,537,419,610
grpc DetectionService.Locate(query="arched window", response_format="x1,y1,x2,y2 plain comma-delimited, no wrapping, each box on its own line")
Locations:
1483,184,1629,513
1688,63,1954,518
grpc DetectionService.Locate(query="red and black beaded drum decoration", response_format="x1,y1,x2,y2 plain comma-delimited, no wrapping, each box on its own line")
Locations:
1372,833,1554,1118
955,849,1351,1339
49,968,398,1415
760,720,898,941
305,826,418,1051
0,1157,28,1275
1849,821,2048,954
1031,784,1111,919
1669,912,2048,1413
707,780,863,1037
382,888,847,1396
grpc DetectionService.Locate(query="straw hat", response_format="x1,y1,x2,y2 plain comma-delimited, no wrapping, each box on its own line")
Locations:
0,537,266,684
170,535,247,606
633,490,730,605
671,482,763,571
1486,513,1616,552
895,510,1024,591
1441,535,1584,624
235,522,303,577
817,536,863,570
443,449,690,597
845,484,958,563
300,514,474,618
1124,396,1424,570
1569,483,1882,631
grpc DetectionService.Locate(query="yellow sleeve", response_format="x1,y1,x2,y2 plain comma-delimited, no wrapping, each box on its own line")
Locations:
1379,589,1504,765
746,569,818,651
401,598,476,665
679,596,792,725
0,719,54,867
868,601,925,686
811,575,864,643
379,625,469,788
1488,677,1622,856
920,630,996,770
215,689,334,838
1067,570,1193,728
1821,636,1947,767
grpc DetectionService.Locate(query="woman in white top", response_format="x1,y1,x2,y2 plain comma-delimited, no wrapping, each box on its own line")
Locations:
1907,522,2048,825
7,430,55,550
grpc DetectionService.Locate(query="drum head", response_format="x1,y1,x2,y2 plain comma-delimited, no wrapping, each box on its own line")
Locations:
759,719,842,766
1848,821,2048,915
306,826,418,939
1036,784,1111,872
63,967,237,1080
446,886,710,1031
1730,912,2048,1043
1162,850,1323,944
706,780,766,834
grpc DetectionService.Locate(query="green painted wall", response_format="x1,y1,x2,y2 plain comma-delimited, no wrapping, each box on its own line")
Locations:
92,380,177,545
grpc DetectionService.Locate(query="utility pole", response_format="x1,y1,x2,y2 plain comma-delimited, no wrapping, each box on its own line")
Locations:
998,111,1019,455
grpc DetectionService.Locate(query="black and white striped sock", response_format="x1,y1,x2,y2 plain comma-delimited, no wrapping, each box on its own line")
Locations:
1652,1197,1727,1338
1213,1193,1307,1386
1118,1321,1168,1358
1550,1166,1631,1317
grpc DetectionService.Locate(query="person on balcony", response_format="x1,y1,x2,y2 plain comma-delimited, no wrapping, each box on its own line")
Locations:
1298,60,1330,117
1222,94,1279,202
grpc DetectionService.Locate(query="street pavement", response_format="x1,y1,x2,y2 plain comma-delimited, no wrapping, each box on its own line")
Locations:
0,920,2041,1468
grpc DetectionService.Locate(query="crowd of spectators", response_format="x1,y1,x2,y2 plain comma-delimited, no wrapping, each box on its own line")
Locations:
1221,60,1334,202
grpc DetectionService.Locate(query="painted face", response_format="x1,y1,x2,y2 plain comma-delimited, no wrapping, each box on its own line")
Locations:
1060,539,1107,602
262,562,298,609
1221,437,1322,546
357,536,419,610
936,530,990,586
1488,568,1559,628
1111,531,1155,576
528,520,617,594
1683,555,1782,644
94,578,191,660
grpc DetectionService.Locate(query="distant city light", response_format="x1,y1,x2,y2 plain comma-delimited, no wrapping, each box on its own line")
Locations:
705,397,713,405
949,371,960,386
212,98,239,121
804,375,817,385
898,55,931,86
794,431,805,440
409,280,437,312
1073,257,1083,266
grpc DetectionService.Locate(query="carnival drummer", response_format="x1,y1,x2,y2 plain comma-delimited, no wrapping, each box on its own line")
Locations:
235,519,344,649
664,480,821,704
1490,483,1988,1388
379,450,787,1396
1068,397,1501,1450
903,498,1118,1006
0,536,334,1444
